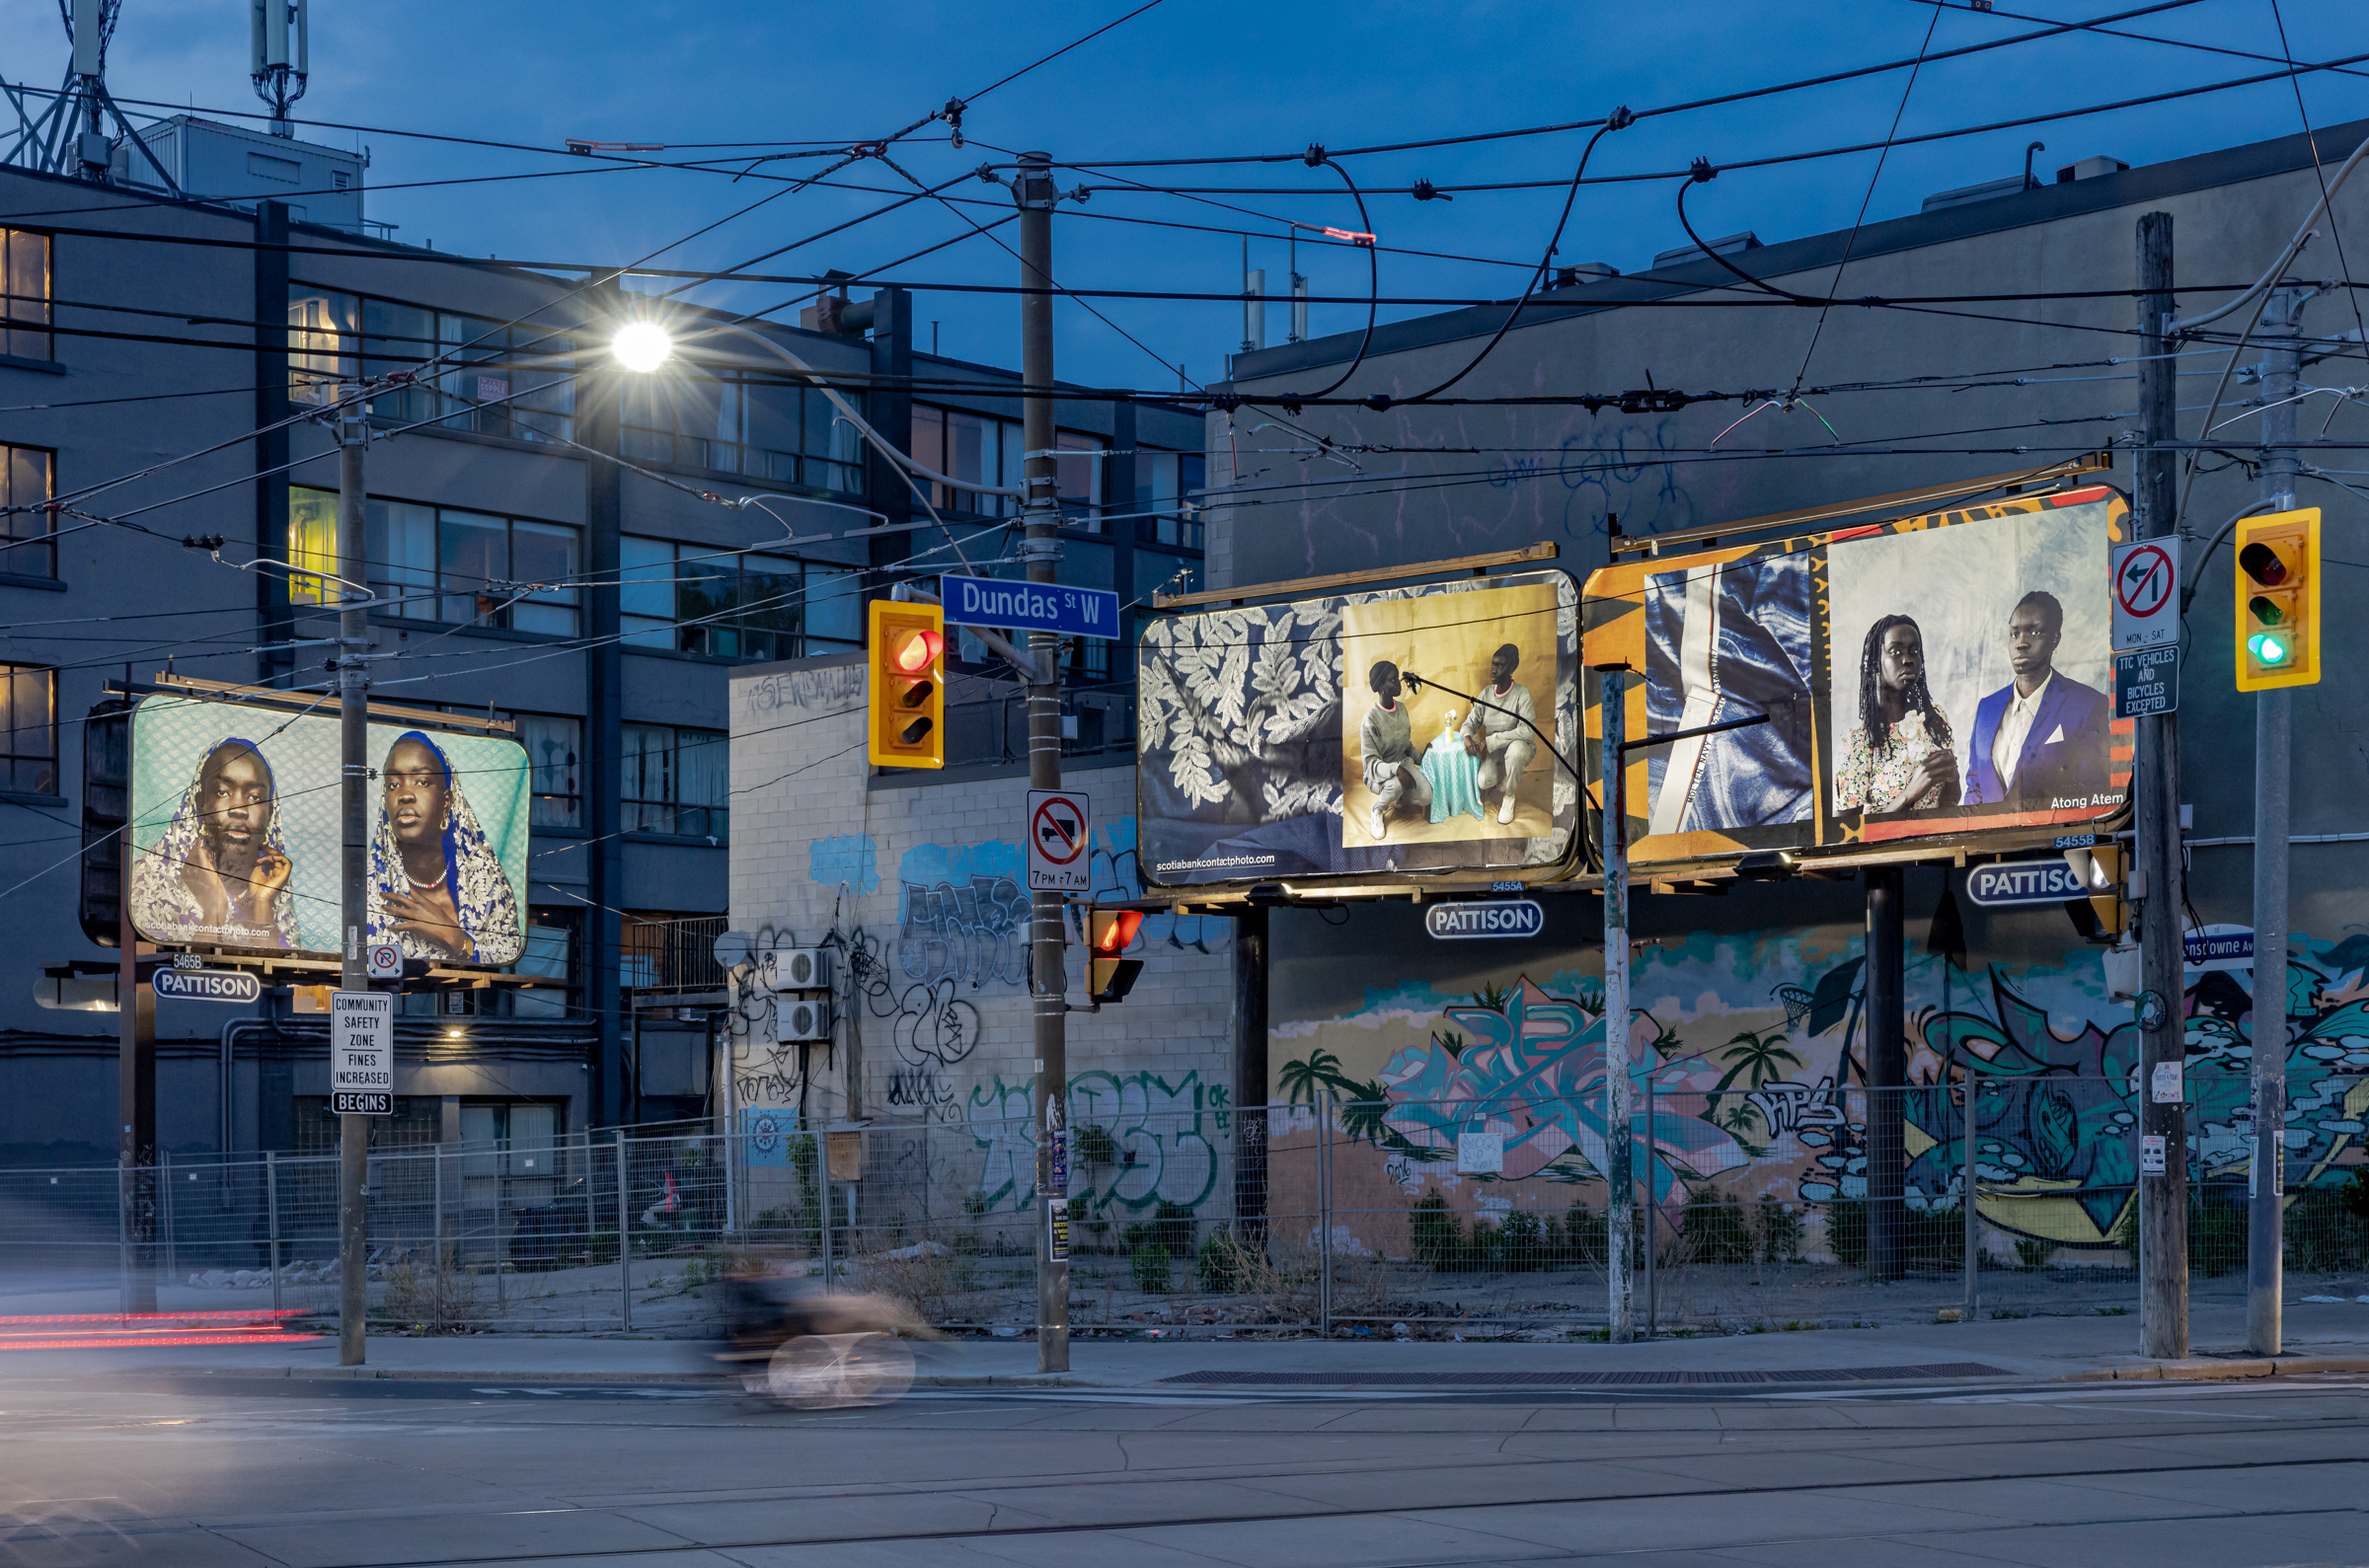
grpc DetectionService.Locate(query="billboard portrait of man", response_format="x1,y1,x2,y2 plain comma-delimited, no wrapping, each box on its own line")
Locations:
1964,589,2113,811
367,729,526,965
1458,642,1538,826
129,737,300,950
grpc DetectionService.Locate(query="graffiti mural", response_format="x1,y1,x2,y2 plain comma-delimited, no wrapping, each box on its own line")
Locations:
963,1070,1227,1216
1273,925,2369,1254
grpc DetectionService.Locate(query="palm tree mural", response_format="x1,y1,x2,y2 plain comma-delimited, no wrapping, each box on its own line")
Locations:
1709,1025,1804,1143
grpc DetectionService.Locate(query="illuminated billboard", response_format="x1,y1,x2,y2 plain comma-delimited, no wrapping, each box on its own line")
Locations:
1583,485,2131,869
1137,569,1581,888
125,695,531,964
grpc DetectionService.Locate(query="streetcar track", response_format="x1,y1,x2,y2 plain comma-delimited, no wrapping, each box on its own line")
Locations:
12,1428,2369,1567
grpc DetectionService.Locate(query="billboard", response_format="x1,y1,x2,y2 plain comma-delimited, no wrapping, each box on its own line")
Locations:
125,695,531,964
1582,485,2132,868
1137,569,1580,888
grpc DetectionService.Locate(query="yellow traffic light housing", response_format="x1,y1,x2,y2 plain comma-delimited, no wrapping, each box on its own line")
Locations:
1086,908,1144,1004
2235,507,2320,691
868,599,946,768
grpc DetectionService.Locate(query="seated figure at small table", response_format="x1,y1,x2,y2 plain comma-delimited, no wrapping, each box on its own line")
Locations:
1359,660,1431,841
1459,642,1538,825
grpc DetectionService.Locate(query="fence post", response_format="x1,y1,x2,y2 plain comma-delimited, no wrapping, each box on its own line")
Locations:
1963,1069,1979,1323
267,1152,281,1316
116,1158,130,1322
616,1130,633,1331
432,1146,443,1265
1319,1086,1334,1337
818,1165,834,1296
162,1151,176,1283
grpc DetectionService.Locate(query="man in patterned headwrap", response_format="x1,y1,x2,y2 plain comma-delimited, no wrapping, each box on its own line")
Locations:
129,738,298,949
367,731,523,964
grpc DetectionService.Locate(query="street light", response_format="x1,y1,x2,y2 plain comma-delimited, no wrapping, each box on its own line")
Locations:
610,322,672,373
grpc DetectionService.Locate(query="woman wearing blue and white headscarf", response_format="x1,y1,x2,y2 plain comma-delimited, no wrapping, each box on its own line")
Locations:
366,731,523,964
130,737,300,949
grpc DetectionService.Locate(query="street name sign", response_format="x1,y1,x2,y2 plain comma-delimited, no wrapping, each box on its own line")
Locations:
941,575,1121,640
1027,789,1092,892
152,968,262,1004
331,990,394,1115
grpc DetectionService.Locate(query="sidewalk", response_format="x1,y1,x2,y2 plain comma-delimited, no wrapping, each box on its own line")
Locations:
11,1296,2369,1390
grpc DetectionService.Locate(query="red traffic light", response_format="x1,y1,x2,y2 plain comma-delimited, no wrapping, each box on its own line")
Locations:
892,628,944,674
1090,909,1143,954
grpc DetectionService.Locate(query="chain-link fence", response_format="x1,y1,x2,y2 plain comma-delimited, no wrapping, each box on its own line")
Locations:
5,1082,2364,1335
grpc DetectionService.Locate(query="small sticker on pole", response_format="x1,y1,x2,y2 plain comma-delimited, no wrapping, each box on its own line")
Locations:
2150,1059,2184,1104
2140,1134,2168,1175
1027,789,1091,892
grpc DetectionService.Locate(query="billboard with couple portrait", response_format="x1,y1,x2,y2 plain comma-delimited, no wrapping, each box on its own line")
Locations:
1581,485,2130,868
1136,569,1580,888
125,695,531,964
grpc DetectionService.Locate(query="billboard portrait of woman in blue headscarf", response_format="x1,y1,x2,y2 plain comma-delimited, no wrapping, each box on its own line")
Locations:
366,730,524,965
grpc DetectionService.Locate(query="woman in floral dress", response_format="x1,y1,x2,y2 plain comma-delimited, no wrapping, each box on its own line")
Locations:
1834,615,1960,816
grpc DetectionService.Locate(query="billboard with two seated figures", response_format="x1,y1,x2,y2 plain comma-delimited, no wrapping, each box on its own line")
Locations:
1136,570,1581,888
1582,485,2132,870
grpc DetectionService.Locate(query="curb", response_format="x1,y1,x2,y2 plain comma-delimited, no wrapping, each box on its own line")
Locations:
2066,1355,2369,1382
105,1364,1105,1390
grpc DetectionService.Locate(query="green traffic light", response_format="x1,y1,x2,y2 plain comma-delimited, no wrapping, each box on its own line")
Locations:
2250,632,2292,666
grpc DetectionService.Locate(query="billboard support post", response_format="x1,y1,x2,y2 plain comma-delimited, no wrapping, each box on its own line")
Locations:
1597,666,1635,1343
1865,867,1906,1281
335,385,370,1368
2133,210,2189,1360
2250,286,2307,1357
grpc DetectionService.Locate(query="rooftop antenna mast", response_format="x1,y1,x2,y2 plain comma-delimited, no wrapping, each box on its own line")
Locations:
1,0,180,192
252,0,308,136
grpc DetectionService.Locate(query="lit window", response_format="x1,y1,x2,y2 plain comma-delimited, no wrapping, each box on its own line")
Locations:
0,443,55,578
0,229,52,362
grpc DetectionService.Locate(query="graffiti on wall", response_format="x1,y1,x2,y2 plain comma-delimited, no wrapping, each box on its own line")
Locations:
1272,926,2369,1251
963,1069,1229,1216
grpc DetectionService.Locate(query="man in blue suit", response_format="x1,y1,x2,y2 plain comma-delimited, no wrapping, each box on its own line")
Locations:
1964,590,2112,810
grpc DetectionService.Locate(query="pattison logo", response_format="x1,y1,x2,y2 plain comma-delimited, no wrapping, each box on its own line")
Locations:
1424,900,1546,939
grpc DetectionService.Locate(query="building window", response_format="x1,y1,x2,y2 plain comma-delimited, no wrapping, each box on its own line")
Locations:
620,374,865,492
288,486,581,635
501,908,578,1018
1135,448,1206,548
0,230,51,362
0,443,54,578
287,283,576,442
514,713,580,829
0,664,55,795
910,407,1105,526
622,723,728,839
619,536,861,660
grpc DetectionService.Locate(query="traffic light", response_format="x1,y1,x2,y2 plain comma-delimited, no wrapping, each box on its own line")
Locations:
868,599,945,768
2235,507,2321,692
1086,908,1144,1004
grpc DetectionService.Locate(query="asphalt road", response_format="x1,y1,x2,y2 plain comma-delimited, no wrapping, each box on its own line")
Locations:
3,1369,2367,1567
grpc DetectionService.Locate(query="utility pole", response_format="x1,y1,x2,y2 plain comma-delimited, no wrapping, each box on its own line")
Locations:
1595,666,1634,1342
1865,867,1906,1281
335,384,370,1366
2133,211,2188,1360
2249,284,2306,1357
1016,151,1070,1375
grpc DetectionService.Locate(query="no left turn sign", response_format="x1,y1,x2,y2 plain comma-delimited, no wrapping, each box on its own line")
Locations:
1028,789,1091,892
2111,539,2179,649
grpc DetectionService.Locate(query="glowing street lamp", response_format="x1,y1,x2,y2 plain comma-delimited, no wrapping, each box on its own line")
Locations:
610,322,673,373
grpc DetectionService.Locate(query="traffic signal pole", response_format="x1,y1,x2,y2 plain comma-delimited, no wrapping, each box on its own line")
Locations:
2248,285,2306,1357
335,385,371,1367
2133,212,2188,1360
1016,151,1070,1374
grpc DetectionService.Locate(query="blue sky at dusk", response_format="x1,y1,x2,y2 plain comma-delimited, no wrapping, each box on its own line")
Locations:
6,0,2368,390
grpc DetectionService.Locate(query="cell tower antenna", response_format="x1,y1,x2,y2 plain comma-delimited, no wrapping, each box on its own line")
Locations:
1,0,181,191
252,0,309,136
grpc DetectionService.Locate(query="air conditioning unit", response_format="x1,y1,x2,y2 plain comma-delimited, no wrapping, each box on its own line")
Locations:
779,995,833,1042
767,946,833,991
